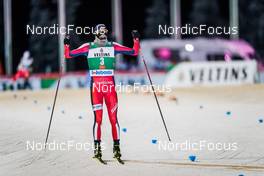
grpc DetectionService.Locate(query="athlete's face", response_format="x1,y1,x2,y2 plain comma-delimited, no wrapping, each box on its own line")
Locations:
96,26,108,41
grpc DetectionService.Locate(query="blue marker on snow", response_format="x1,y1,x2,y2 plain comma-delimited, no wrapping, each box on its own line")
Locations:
152,139,157,144
122,128,127,133
226,111,231,116
259,118,263,123
189,155,196,162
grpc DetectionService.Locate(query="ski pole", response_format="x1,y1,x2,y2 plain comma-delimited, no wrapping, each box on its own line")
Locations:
141,54,172,141
44,67,62,150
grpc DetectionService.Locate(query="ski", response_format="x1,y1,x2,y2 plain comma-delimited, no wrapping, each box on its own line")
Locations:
114,157,125,164
93,156,107,165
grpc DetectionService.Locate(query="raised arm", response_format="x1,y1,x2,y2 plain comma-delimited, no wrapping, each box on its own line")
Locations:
113,39,139,56
113,30,140,56
64,35,89,59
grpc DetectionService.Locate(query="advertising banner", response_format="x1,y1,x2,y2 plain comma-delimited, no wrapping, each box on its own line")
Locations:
165,61,257,87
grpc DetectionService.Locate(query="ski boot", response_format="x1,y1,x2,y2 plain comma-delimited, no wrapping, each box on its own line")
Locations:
93,141,106,164
113,141,124,164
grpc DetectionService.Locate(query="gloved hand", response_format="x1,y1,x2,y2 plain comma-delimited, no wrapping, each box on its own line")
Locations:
64,35,70,45
131,30,140,40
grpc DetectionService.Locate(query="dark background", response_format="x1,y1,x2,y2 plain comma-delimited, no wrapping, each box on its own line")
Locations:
0,0,263,73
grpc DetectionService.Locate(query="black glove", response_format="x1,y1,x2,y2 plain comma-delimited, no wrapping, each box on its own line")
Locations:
131,30,140,39
64,35,70,45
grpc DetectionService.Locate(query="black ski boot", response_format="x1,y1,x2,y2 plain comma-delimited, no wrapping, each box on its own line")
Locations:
113,140,124,164
93,141,107,164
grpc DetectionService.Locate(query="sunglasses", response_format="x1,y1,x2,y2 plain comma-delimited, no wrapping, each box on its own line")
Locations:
97,27,108,35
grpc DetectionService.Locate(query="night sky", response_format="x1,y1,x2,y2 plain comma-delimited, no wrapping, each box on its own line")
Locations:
4,0,230,73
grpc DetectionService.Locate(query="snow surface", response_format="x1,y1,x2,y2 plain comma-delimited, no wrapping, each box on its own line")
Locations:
0,85,264,176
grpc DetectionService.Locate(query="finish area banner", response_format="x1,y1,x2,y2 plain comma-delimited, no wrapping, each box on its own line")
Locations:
165,61,257,87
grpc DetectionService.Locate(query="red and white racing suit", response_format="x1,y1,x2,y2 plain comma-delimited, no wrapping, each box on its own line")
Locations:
65,39,140,143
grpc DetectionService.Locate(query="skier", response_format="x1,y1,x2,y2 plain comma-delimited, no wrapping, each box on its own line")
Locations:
64,24,140,164
13,51,33,89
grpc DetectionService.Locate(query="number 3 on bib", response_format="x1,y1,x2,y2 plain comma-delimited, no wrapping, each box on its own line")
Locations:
100,57,104,65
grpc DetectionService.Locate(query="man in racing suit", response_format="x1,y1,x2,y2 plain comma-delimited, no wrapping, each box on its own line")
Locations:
64,24,140,161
